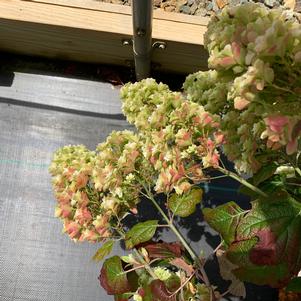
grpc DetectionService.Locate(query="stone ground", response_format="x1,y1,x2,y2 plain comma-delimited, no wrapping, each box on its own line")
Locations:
97,0,301,17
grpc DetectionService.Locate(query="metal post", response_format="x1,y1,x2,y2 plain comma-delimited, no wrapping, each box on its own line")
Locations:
132,0,153,81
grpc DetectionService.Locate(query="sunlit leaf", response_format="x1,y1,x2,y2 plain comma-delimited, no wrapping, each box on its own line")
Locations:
125,220,158,249
211,197,301,287
203,201,245,245
93,240,114,262
168,188,203,217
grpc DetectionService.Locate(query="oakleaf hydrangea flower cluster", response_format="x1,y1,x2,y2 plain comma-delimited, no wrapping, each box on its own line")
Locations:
184,3,301,173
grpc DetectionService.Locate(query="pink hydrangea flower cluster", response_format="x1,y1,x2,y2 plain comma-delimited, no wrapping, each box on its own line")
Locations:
261,115,301,155
121,79,224,194
49,145,111,242
184,3,301,173
49,133,151,243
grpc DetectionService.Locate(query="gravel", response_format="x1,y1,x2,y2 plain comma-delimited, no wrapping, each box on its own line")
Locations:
97,0,299,17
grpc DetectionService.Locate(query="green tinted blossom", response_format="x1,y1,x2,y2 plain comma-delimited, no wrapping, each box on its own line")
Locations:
122,79,224,194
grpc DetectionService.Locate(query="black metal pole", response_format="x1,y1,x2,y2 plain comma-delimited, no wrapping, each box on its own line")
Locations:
132,0,153,80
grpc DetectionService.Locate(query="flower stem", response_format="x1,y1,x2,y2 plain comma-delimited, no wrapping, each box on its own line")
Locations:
142,184,211,288
217,166,268,198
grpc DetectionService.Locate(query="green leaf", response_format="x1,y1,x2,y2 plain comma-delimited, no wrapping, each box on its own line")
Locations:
93,240,114,262
114,293,131,301
125,220,158,249
286,277,301,293
252,163,277,186
203,201,245,245
168,188,203,217
100,256,130,295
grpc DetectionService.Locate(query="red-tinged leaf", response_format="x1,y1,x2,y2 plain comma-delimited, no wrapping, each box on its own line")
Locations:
140,285,154,301
170,258,194,276
207,196,301,287
203,201,245,245
233,262,290,287
99,256,130,295
236,198,301,273
144,242,183,259
226,234,291,287
150,280,177,301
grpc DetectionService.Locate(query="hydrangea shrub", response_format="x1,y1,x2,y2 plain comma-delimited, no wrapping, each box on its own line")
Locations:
50,3,301,300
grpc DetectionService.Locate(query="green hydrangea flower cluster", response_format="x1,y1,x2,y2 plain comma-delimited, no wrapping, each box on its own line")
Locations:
121,78,183,132
92,130,151,213
121,79,224,194
184,3,301,173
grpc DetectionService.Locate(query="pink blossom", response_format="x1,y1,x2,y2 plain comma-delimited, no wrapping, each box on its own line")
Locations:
60,204,73,218
234,97,250,110
130,208,138,215
265,115,288,133
63,167,76,180
231,42,241,62
216,56,236,67
77,192,89,207
56,191,72,204
75,207,92,225
64,221,81,239
286,140,298,155
80,229,99,242
214,132,224,144
76,172,88,189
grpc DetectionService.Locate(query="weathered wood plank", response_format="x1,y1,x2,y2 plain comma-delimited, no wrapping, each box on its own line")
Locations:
25,0,209,26
0,0,209,73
